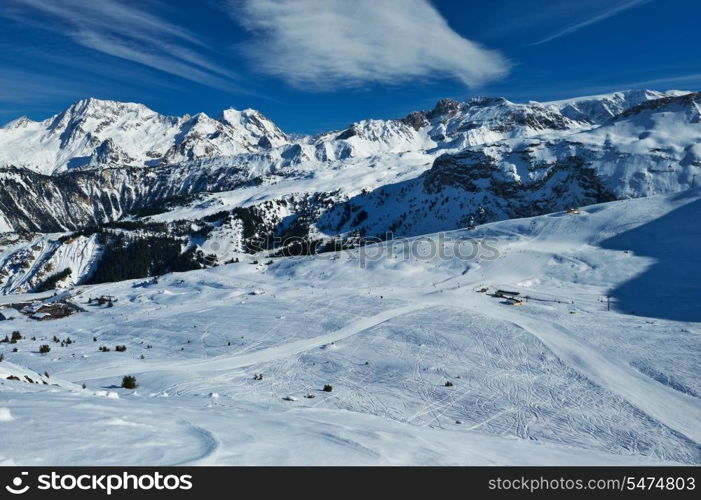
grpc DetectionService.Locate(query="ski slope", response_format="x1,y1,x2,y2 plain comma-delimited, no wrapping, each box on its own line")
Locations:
1,190,699,465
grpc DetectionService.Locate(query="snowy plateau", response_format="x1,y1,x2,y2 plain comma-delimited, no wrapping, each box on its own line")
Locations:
0,89,699,465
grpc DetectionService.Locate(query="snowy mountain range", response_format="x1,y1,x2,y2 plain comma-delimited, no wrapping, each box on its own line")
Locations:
2,89,693,174
0,89,699,293
1,89,700,466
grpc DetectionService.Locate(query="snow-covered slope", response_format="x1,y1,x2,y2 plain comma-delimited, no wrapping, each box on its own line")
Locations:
0,190,699,465
0,89,699,293
0,233,101,294
0,98,288,174
543,89,679,124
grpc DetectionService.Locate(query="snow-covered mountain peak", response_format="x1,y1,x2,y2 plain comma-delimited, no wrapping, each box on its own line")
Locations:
46,98,162,131
426,98,463,120
217,107,288,148
0,89,696,176
0,98,292,173
2,115,35,130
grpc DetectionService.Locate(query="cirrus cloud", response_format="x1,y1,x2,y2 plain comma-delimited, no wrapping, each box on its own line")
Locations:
231,0,509,90
2,0,243,92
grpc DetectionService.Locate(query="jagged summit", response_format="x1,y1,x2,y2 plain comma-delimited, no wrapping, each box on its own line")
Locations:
0,98,290,173
0,89,696,177
2,115,35,129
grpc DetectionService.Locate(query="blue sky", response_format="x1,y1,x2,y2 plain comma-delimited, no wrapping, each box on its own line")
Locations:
1,0,698,133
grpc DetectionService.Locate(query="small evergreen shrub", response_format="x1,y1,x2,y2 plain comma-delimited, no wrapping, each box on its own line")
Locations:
121,375,138,389
39,344,51,354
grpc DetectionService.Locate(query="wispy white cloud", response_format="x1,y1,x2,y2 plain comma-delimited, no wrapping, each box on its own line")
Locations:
2,0,243,91
530,0,653,45
230,0,509,90
70,31,235,91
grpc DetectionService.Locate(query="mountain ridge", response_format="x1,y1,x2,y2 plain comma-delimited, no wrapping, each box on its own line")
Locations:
0,88,699,293
1,89,691,174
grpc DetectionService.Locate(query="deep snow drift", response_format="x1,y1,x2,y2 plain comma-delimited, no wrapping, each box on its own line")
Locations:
0,190,699,465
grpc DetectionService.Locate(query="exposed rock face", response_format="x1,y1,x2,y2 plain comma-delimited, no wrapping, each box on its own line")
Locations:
1,90,700,293
0,90,699,240
0,163,257,232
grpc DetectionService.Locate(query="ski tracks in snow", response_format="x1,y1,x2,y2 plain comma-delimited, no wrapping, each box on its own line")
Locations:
465,295,701,445
64,302,433,381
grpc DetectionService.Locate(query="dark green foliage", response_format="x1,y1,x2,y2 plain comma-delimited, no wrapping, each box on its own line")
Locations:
99,346,110,352
231,207,267,241
351,209,368,226
121,375,138,389
444,381,454,387
129,194,198,218
88,233,203,284
39,344,51,354
35,267,72,292
0,353,4,362
1,336,8,343
115,345,127,352
202,210,230,223
10,331,22,343
323,384,333,392
102,220,168,232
